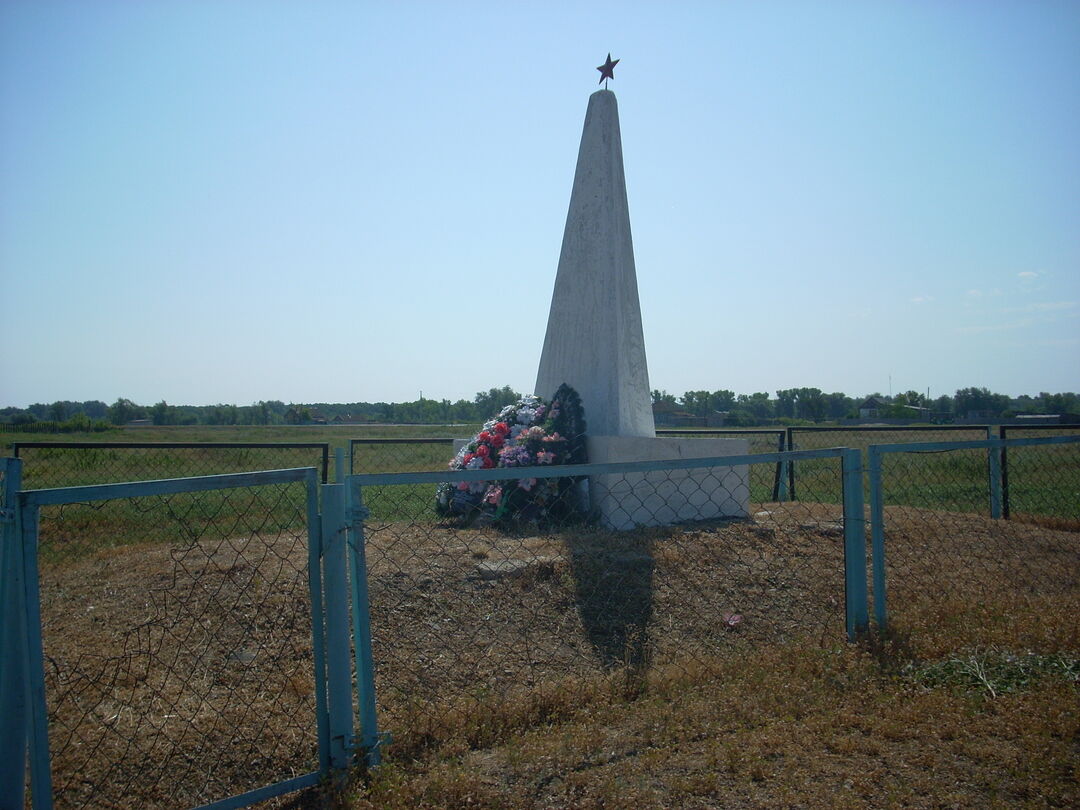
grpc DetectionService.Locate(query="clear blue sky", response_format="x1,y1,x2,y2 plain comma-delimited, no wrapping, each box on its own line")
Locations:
2,1,1077,409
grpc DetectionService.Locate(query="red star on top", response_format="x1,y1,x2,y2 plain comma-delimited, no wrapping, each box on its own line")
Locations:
597,53,619,84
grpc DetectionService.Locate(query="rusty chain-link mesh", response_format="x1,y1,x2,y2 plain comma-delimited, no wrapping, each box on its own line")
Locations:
13,443,329,489
875,443,1080,655
356,455,850,758
33,477,318,809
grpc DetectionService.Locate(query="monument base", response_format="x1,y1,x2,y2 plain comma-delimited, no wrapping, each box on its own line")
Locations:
586,436,750,531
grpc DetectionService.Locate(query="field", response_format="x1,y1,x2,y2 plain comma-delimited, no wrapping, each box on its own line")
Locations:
6,424,1079,808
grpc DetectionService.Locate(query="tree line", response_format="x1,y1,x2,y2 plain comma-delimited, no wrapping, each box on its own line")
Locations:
2,386,1077,429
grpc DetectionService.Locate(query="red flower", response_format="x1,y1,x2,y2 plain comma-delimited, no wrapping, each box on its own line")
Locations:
490,435,506,449
482,457,495,469
478,431,492,443
463,452,476,465
493,422,510,436
476,444,490,457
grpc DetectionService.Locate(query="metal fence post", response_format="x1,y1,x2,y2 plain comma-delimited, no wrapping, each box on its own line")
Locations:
347,479,384,767
320,482,354,771
772,432,787,502
19,501,53,809
866,447,887,631
999,426,1012,520
988,439,1003,520
1,458,29,809
786,427,796,500
841,448,869,640
305,471,331,778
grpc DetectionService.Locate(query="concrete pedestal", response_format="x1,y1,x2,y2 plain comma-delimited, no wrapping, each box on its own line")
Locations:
586,436,750,530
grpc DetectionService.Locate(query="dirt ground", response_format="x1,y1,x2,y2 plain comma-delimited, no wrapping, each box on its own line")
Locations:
32,501,1080,808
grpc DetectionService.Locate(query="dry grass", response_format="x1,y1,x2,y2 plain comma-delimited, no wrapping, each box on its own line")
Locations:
33,501,1079,809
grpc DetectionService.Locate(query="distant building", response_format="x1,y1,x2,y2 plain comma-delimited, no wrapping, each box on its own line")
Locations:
857,396,886,419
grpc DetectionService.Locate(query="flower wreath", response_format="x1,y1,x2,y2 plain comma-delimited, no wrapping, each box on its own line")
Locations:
435,384,587,524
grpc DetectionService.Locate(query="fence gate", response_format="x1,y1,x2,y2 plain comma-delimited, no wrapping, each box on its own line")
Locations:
0,463,369,810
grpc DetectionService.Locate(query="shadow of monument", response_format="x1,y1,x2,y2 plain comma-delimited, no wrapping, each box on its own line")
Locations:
566,530,655,692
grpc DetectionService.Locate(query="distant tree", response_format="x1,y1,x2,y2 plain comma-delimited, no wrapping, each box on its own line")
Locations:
775,389,797,419
48,401,67,422
150,400,174,425
473,386,520,418
680,390,712,416
933,394,954,415
954,387,1011,418
709,390,737,412
899,390,926,407
82,400,109,419
795,388,826,421
108,398,143,425
651,390,677,406
824,392,853,419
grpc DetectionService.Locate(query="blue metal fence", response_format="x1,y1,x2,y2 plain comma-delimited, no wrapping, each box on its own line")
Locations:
1,466,354,810
4,435,1078,807
867,434,1080,630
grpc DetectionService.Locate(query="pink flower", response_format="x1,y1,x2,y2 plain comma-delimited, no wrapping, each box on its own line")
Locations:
456,481,469,491
536,451,555,464
484,486,503,505
723,612,743,630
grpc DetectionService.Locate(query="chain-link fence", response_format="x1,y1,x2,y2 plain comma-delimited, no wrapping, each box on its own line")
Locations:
20,469,322,809
787,426,993,504
350,438,454,475
352,449,865,759
351,431,790,500
12,443,330,490
868,436,1080,656
1000,426,1080,524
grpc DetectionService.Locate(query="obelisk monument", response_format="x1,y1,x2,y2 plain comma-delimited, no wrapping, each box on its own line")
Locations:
534,88,655,438
533,59,749,529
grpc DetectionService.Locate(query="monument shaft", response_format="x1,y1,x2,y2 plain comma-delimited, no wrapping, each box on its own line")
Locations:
535,89,655,438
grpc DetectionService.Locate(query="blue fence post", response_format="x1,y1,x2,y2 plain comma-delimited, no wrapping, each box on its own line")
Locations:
320,482,355,772
988,440,1003,519
305,470,331,778
867,447,887,631
841,448,869,640
334,447,346,484
20,501,53,809
346,479,384,767
1,458,29,809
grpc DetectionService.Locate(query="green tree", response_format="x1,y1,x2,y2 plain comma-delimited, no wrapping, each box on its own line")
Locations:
709,390,736,412
775,389,797,419
108,398,142,425
795,388,826,421
150,400,174,425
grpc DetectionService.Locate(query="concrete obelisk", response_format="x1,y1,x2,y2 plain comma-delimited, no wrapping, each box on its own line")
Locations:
533,79,749,529
534,89,655,438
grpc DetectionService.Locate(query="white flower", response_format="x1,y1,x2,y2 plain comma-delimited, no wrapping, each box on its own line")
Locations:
466,457,485,470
